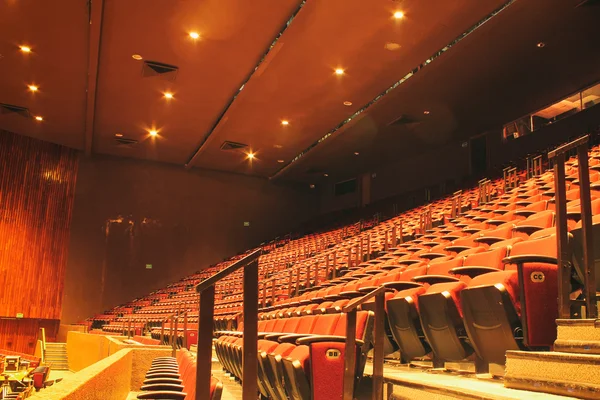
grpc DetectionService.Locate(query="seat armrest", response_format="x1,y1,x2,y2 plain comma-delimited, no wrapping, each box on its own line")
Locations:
412,275,460,285
450,266,500,278
513,225,544,235
295,335,365,346
357,286,378,293
137,390,187,399
420,253,447,260
143,378,183,385
463,228,482,234
363,270,383,275
381,281,422,291
278,334,311,343
503,255,558,265
396,259,422,266
141,383,185,392
514,210,537,218
474,236,505,245
263,333,285,341
145,372,181,379
445,245,473,253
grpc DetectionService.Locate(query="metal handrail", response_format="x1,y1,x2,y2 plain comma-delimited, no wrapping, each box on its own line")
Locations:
195,248,262,400
342,286,386,400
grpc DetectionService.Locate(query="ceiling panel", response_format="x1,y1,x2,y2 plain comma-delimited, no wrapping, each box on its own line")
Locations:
284,0,600,182
190,0,510,176
92,0,302,164
0,0,88,149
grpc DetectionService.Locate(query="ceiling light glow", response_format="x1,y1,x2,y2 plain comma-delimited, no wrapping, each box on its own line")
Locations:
281,120,289,126
247,152,255,160
189,32,200,39
19,45,32,53
423,110,430,115
354,152,360,156
132,54,143,60
28,85,38,92
343,101,353,106
115,133,124,137
334,68,345,76
149,129,158,137
164,92,174,100
536,42,545,48
385,42,401,51
34,116,43,121
393,11,405,19
277,159,284,163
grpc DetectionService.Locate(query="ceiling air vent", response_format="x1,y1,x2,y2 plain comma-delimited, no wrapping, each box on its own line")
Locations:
220,141,248,151
387,114,418,127
114,137,138,147
142,60,179,81
0,103,30,118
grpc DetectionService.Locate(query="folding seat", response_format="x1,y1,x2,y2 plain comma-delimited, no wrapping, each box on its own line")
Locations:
416,245,512,363
460,234,558,369
473,222,514,246
280,311,373,400
512,210,554,239
386,256,464,361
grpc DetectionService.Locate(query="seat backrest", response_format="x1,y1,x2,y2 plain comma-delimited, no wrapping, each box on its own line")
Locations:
332,311,371,340
464,246,508,269
312,314,341,335
282,317,301,333
272,318,287,332
400,265,427,281
296,314,318,334
427,257,463,276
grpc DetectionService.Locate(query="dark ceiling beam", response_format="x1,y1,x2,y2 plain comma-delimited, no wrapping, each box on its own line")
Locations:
269,0,517,181
184,0,308,169
84,0,104,156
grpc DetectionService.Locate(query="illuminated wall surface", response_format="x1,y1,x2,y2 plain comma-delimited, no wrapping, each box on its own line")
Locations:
0,130,78,352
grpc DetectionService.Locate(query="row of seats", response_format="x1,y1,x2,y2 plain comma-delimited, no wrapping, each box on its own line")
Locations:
136,349,222,400
216,311,373,400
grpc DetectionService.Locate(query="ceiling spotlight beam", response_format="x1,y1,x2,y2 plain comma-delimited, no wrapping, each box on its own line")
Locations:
84,0,105,156
184,0,308,169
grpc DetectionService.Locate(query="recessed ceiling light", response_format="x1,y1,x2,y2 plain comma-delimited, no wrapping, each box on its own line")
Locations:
149,129,158,137
277,159,284,163
281,120,289,126
334,68,345,76
247,152,255,160
34,116,43,121
274,144,283,149
309,184,315,189
423,110,430,115
385,42,401,51
28,84,38,92
393,11,405,19
343,101,353,106
19,45,32,53
354,152,359,156
132,54,143,60
536,42,545,48
323,173,329,177
164,92,174,100
115,133,123,137
189,32,200,40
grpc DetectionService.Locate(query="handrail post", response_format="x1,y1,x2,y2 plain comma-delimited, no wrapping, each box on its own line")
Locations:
343,310,357,400
169,314,175,348
183,311,188,350
195,286,215,400
576,142,597,318
332,251,337,279
160,319,165,345
127,317,132,339
242,259,259,400
391,225,397,247
372,291,385,400
384,230,389,252
305,265,311,290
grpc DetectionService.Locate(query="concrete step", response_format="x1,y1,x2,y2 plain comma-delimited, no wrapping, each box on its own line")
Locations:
505,350,600,399
555,318,600,354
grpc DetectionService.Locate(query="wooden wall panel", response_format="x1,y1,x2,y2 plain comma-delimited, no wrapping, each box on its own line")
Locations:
0,318,59,354
0,130,79,320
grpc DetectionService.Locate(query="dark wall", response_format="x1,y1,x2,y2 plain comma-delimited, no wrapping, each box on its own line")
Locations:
61,155,317,323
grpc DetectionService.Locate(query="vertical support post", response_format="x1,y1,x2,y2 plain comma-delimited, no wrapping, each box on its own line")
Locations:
195,285,215,400
384,230,389,252
295,267,300,296
553,153,571,319
271,279,276,304
173,308,180,357
372,292,385,400
347,249,352,269
262,280,267,308
242,260,259,400
314,261,319,287
576,144,598,318
288,268,293,298
332,251,338,279
343,310,357,400
305,265,311,290
183,311,188,350
127,318,132,339
391,225,397,247
326,255,331,281
366,234,371,261
169,315,175,348
160,319,165,345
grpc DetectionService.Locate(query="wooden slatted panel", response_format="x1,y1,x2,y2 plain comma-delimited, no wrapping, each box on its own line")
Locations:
0,130,79,320
0,318,59,354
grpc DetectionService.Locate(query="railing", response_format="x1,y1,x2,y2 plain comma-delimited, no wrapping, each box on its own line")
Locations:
549,135,597,319
503,166,518,192
194,248,262,400
342,286,386,400
38,328,46,364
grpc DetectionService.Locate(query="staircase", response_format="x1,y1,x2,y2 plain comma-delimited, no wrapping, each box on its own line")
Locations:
44,342,69,371
505,319,600,399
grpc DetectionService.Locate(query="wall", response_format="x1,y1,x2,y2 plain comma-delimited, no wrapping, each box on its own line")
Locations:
0,319,59,355
62,154,318,323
